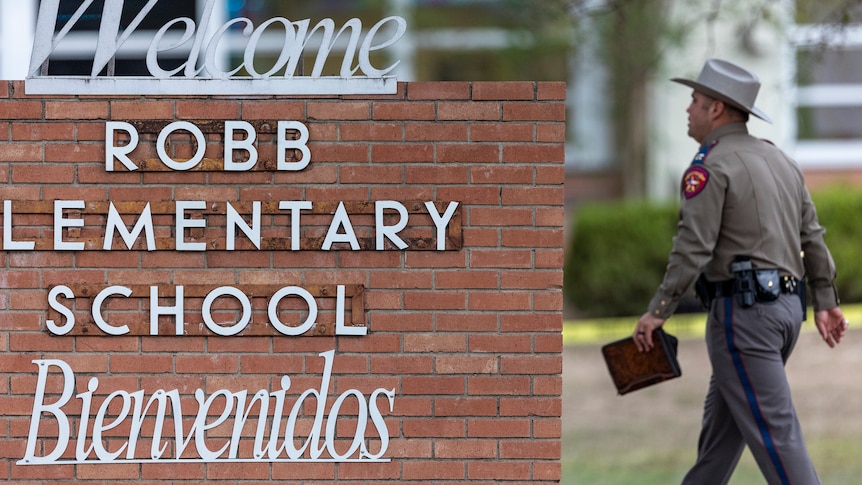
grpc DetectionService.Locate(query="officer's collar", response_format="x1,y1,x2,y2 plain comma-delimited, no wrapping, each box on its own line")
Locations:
700,122,748,148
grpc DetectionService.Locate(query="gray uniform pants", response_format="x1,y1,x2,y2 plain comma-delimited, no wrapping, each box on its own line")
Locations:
682,293,820,485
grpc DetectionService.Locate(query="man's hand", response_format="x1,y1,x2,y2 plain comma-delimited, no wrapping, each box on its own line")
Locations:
634,313,666,352
815,306,849,348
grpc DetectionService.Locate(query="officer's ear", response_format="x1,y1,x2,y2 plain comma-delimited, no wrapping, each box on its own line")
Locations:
709,99,730,121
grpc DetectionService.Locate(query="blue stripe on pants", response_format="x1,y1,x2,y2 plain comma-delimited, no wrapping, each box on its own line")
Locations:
723,297,790,485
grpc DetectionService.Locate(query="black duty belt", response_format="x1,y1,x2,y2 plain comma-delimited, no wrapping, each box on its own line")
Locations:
707,274,799,299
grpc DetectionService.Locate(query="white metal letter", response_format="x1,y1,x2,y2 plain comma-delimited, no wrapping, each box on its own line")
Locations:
224,121,258,171
150,285,185,335
322,202,360,250
375,200,409,250
46,285,75,335
268,286,317,336
202,287,252,336
279,201,312,250
54,200,85,251
425,201,459,251
176,201,206,251
226,201,261,250
105,121,140,171
104,202,155,251
157,122,206,171
277,121,310,171
335,285,366,336
4,200,35,250
358,16,407,77
92,286,132,336
20,360,75,465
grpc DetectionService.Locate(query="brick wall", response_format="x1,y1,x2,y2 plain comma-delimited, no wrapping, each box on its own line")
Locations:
0,80,565,483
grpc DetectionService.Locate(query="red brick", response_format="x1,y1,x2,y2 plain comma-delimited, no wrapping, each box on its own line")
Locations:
12,122,75,141
434,397,499,417
373,101,436,120
500,397,561,416
436,439,497,459
533,417,562,438
407,82,471,100
500,440,561,459
401,376,466,395
537,122,566,142
503,143,565,163
468,461,531,480
242,100,306,120
404,418,467,437
370,355,434,374
404,333,467,353
468,418,531,437
340,122,403,141
372,143,434,163
438,102,500,121
405,122,468,141
469,165,534,184
404,460,466,480
0,143,42,162
469,207,532,226
0,100,43,119
308,101,371,120
337,460,401,480
86,461,155,480
45,142,104,163
436,186,501,204
471,122,533,142
405,166,468,185
501,313,561,332
176,100,240,119
111,100,173,119
435,356,497,375
469,249,532,269
469,334,532,353
537,81,567,100
271,461,337,480
504,101,565,122
46,101,108,120
473,81,535,101
437,143,500,163
308,142,369,162
502,187,564,206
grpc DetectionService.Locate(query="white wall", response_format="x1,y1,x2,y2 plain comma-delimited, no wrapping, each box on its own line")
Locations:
0,0,36,79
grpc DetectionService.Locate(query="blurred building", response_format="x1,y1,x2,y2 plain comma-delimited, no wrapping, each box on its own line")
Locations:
2,0,860,204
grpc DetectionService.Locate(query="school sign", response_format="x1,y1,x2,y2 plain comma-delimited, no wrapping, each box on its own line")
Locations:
1,1,565,482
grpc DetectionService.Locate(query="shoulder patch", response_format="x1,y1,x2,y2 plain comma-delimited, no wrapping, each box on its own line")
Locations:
682,166,709,199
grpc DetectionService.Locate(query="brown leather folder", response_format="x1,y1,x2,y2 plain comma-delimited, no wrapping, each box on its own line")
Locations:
601,328,681,395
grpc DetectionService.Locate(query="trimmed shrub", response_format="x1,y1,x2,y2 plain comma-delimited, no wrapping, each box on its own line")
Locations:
810,187,862,304
565,186,862,318
564,200,679,318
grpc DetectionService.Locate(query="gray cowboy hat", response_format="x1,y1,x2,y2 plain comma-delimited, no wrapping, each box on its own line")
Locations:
672,58,772,123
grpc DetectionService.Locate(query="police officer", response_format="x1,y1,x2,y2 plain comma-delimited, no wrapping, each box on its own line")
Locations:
632,58,849,485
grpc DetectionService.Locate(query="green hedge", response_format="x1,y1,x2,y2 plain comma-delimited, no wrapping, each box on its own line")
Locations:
808,187,862,304
564,200,679,318
564,186,862,318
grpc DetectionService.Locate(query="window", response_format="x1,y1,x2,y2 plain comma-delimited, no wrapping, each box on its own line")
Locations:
791,5,862,167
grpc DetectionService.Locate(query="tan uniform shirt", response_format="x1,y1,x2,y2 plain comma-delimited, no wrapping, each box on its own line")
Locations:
648,123,839,319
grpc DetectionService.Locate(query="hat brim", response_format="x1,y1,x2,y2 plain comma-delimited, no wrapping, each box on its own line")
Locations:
672,77,772,124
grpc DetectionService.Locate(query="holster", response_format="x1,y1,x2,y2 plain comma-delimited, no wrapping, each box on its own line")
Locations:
695,260,805,317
